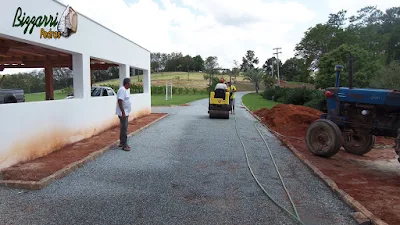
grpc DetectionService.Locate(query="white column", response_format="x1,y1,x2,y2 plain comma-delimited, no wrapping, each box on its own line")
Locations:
72,53,91,99
119,64,130,88
143,69,151,94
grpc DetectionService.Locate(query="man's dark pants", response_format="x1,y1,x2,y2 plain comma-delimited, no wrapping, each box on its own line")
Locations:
119,116,129,147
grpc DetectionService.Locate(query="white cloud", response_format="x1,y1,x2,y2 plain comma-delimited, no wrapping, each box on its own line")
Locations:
57,0,316,68
3,0,398,75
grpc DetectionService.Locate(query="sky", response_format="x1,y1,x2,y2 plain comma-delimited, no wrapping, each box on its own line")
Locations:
1,0,398,75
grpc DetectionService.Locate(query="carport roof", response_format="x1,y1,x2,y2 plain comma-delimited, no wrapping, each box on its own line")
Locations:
0,37,118,70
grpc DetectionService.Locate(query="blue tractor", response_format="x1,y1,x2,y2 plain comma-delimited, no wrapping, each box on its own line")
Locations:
305,65,400,161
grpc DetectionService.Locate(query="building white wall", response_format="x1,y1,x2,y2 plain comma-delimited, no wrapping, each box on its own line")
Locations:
0,0,152,169
0,0,150,69
0,94,151,170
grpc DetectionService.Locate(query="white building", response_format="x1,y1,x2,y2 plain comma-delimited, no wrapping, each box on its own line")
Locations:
0,0,151,169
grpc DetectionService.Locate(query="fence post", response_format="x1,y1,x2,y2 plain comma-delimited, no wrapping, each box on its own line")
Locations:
165,82,168,100
170,82,173,99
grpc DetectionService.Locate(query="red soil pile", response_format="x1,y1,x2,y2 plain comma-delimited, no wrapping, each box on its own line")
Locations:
254,104,323,138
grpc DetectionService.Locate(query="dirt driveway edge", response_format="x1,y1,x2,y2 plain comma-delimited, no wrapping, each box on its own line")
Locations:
240,103,388,225
0,113,169,191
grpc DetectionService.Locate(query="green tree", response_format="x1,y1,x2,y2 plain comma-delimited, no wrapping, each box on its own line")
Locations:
244,68,264,93
151,52,162,72
192,55,204,71
231,60,240,80
315,44,381,89
370,60,400,89
280,57,310,82
204,56,219,85
240,50,259,72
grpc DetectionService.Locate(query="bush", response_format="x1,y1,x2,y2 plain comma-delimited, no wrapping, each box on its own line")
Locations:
273,86,289,102
263,76,274,89
262,88,275,100
151,86,166,94
60,86,73,94
184,87,191,94
304,90,327,112
283,87,313,105
261,86,327,112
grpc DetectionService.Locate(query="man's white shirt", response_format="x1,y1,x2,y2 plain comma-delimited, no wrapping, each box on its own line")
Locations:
215,83,227,90
116,86,131,116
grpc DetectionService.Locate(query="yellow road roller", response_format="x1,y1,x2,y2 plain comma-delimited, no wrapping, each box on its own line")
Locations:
208,87,231,119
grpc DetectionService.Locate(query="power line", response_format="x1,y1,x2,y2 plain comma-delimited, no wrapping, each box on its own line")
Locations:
273,47,282,86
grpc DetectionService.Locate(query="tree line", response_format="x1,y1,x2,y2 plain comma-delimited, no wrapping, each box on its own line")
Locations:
0,67,144,94
287,5,400,89
217,5,400,92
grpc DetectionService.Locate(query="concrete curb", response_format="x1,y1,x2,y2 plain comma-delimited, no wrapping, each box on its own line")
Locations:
240,103,388,225
0,113,169,190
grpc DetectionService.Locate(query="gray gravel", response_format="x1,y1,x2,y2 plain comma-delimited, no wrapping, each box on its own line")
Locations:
0,92,357,225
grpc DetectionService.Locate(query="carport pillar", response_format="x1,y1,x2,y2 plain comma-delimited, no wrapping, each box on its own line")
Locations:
44,63,54,100
72,53,91,99
90,68,93,87
119,64,130,91
143,69,150,94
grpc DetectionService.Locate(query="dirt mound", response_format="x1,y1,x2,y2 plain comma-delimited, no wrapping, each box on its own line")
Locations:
254,104,323,138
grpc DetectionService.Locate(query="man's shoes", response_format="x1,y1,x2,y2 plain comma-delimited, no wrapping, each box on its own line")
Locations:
122,146,131,151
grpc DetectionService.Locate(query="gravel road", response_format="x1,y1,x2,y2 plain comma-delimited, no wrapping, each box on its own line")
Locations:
0,92,358,225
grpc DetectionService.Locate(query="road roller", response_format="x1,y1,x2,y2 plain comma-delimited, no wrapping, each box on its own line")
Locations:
208,88,231,119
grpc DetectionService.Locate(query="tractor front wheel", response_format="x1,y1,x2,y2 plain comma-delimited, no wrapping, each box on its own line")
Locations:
342,133,375,155
306,119,342,158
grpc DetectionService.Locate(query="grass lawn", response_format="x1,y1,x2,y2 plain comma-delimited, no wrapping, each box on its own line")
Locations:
25,90,68,102
242,92,280,111
151,93,208,106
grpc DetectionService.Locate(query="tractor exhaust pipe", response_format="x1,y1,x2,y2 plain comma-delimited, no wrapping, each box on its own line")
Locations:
348,54,354,89
335,65,344,88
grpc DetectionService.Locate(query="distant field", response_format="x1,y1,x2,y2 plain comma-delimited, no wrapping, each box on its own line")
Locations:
94,72,256,90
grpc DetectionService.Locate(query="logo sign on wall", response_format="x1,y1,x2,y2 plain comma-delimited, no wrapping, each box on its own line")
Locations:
12,6,78,39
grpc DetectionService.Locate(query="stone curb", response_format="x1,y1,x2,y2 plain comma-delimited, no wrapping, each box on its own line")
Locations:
0,113,169,191
240,103,388,225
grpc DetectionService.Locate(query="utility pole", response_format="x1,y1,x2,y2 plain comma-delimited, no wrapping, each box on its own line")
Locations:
273,47,282,86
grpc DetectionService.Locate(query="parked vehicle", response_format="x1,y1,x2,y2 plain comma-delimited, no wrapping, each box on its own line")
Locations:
0,88,25,104
0,76,25,104
65,86,116,99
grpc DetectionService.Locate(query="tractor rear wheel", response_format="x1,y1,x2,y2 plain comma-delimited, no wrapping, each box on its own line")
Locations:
306,119,342,158
342,134,375,155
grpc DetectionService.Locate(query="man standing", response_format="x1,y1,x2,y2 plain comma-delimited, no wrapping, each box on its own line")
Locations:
116,78,132,151
227,81,237,114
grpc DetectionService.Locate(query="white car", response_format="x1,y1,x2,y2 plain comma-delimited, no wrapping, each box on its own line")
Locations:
65,86,116,99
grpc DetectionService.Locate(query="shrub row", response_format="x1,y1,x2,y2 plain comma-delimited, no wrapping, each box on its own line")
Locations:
262,86,327,112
